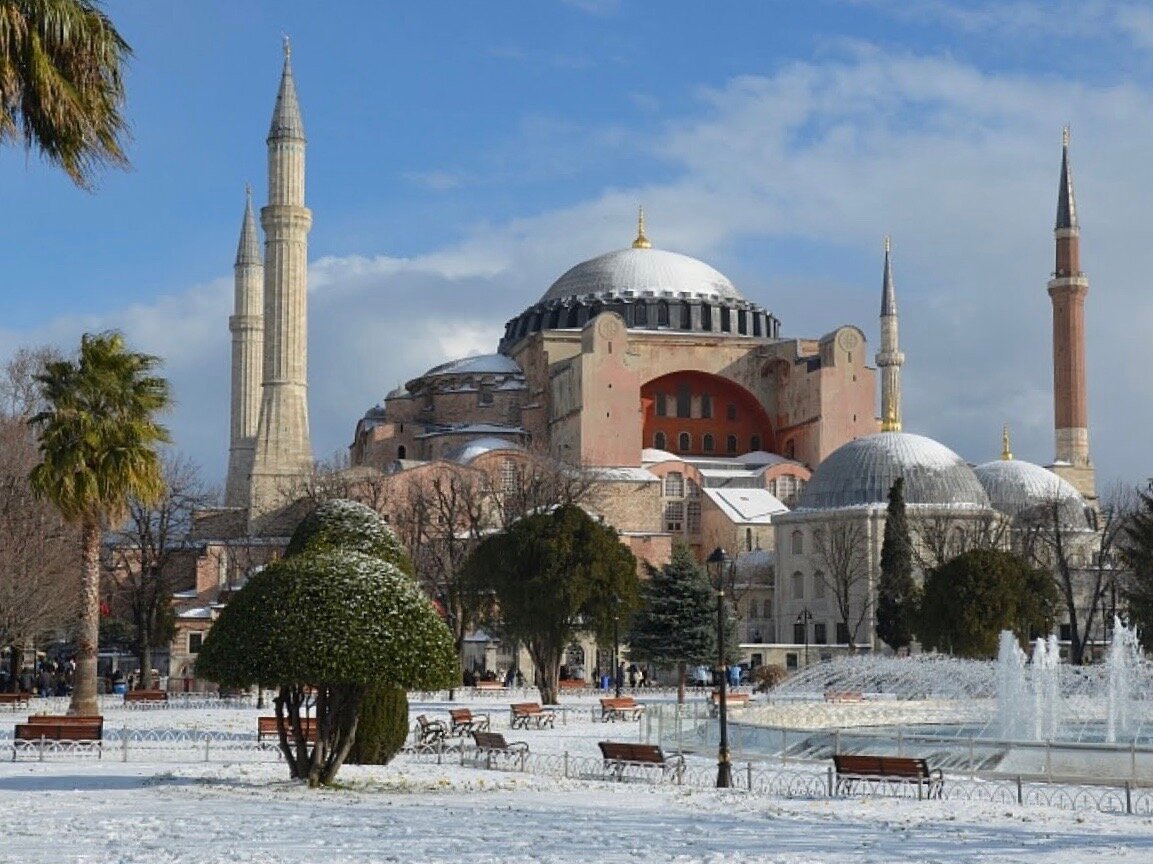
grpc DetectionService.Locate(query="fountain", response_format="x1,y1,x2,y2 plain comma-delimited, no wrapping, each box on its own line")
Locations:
1106,616,1142,743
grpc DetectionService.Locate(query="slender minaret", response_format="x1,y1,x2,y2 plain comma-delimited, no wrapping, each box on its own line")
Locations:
225,185,264,507
248,38,313,517
876,236,904,432
1047,127,1096,501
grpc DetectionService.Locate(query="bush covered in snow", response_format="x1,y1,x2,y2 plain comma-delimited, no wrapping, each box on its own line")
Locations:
284,498,413,575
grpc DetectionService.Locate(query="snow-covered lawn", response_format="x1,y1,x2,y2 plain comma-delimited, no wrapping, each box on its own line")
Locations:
3,694,1153,863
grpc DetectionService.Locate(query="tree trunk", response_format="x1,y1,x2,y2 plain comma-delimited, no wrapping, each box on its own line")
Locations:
69,521,102,716
140,644,154,690
676,661,686,705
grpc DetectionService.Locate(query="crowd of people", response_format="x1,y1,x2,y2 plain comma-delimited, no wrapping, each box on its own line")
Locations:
0,657,74,696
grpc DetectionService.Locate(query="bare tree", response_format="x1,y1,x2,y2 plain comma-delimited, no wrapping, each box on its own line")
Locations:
813,521,873,650
909,510,1008,573
1017,484,1135,665
105,453,215,689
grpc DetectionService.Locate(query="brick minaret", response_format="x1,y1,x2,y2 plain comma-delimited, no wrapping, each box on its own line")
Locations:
248,39,313,517
1047,127,1095,501
225,186,264,507
876,236,904,432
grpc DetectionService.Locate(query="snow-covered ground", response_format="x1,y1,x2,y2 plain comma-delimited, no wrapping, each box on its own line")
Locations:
3,693,1153,863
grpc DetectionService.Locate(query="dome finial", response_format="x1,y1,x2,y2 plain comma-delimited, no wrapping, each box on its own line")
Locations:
881,404,901,433
282,33,291,60
632,206,652,249
1062,124,1070,148
884,234,891,254
1001,424,1013,460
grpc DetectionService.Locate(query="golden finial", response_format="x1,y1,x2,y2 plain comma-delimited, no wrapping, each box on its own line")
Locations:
1062,125,1070,148
632,206,652,249
282,34,291,60
1001,424,1013,460
884,234,891,254
881,405,901,432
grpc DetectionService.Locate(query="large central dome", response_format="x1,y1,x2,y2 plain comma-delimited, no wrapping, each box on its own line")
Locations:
540,247,743,304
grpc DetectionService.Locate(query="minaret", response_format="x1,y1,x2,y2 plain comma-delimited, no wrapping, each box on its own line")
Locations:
225,185,264,507
248,38,313,518
1047,127,1096,501
876,236,904,432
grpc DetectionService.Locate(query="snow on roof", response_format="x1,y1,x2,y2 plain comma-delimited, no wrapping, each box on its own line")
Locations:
641,447,681,465
591,467,660,483
176,606,213,620
704,488,789,523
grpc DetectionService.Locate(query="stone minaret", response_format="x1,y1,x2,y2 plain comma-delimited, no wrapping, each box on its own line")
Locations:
224,186,264,507
248,39,313,517
1047,127,1095,501
876,236,904,432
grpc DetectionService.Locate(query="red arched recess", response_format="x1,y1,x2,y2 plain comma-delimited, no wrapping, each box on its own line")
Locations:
640,371,776,457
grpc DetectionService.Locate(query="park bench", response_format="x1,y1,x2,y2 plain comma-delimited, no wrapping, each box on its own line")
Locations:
558,679,586,691
0,692,30,710
449,708,490,736
509,702,556,730
709,690,753,717
471,730,529,770
599,696,645,722
824,690,864,703
14,716,104,758
832,754,943,799
472,681,507,695
414,713,448,747
123,689,168,706
257,716,317,743
598,741,684,783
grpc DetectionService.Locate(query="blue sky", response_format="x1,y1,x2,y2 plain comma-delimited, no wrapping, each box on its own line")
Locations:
3,0,1153,494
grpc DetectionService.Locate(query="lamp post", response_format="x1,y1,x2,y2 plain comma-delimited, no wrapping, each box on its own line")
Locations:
613,605,622,698
707,546,733,788
796,607,813,669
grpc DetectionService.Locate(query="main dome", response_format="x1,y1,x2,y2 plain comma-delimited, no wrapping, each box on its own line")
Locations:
540,246,744,303
798,432,991,510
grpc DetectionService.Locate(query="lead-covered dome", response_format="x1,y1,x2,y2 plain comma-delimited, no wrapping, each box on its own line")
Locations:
798,432,991,510
540,247,743,303
974,458,1092,529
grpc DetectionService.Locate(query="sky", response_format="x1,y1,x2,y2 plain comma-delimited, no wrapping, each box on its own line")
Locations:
3,0,1153,493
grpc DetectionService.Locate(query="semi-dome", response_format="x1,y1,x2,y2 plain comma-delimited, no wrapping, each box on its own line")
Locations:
421,354,522,379
798,432,991,510
974,458,1092,528
540,247,743,304
443,436,524,465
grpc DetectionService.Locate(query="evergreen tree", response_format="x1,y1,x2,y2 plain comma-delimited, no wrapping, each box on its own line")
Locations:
626,544,715,703
876,477,919,652
1121,481,1153,637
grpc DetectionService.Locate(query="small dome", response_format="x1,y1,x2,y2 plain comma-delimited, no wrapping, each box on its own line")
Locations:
799,432,990,510
386,385,409,399
422,354,522,379
443,437,524,465
540,247,742,304
974,459,1092,528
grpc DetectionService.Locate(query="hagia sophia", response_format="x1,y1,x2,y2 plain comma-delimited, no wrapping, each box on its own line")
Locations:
169,47,1103,681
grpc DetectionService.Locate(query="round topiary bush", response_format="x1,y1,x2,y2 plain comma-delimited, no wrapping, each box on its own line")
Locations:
284,498,413,575
347,681,410,765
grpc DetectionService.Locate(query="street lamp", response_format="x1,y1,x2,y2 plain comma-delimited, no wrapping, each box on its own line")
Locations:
706,546,733,788
796,607,813,669
612,603,622,698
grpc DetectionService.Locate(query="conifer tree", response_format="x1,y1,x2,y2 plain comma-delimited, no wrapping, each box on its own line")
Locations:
626,543,715,703
1121,481,1153,637
876,477,919,652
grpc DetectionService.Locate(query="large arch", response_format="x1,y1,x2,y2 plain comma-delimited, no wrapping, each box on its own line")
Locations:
640,370,777,457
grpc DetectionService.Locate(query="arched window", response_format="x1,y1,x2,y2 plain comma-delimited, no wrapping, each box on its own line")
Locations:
655,392,667,417
676,383,691,418
791,530,804,555
678,432,691,452
726,434,738,454
703,433,715,453
701,394,712,418
566,305,580,327
720,306,731,332
501,459,518,494
664,472,684,498
784,438,795,459
657,301,670,326
791,571,805,600
635,303,648,326
750,434,761,451
727,403,737,421
813,571,826,600
702,304,712,329
397,445,407,460
813,528,825,549
680,303,692,329
653,431,667,450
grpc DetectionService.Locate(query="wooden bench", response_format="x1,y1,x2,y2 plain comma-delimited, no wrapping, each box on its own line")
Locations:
449,708,490,736
0,692,30,709
414,713,448,746
832,754,943,799
509,702,556,730
257,716,317,743
14,716,103,758
471,730,529,769
825,690,865,703
599,696,645,722
709,690,753,716
598,741,684,782
123,689,168,706
558,679,586,691
472,681,507,694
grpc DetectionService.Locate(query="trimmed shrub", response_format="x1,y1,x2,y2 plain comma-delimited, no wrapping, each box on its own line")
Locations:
348,681,410,765
285,498,413,575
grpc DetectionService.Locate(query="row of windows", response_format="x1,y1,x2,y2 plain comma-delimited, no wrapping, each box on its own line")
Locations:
663,500,701,533
662,472,701,498
654,388,742,421
516,301,772,336
792,621,852,645
653,431,761,454
791,571,828,601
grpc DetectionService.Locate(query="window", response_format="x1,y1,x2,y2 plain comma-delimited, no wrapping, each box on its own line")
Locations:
664,501,684,532
680,303,692,329
634,303,648,325
677,432,691,452
813,528,824,548
750,434,761,452
702,305,712,330
701,394,712,418
786,652,798,670
746,527,753,552
501,459,518,494
397,445,406,459
686,478,700,498
836,622,850,644
726,434,738,454
676,383,691,418
478,385,493,406
653,431,667,450
687,501,701,533
721,306,731,332
703,433,715,453
813,623,827,645
657,301,670,326
189,633,203,654
784,439,795,459
655,392,667,417
813,572,826,600
791,530,804,555
726,403,737,421
663,471,684,498
791,572,804,600
793,622,806,644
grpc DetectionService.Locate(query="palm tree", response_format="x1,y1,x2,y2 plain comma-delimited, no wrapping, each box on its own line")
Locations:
0,0,132,188
30,331,170,715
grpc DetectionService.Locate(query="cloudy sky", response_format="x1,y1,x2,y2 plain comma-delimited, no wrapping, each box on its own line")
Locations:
3,0,1152,493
